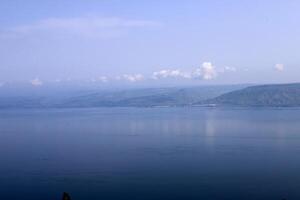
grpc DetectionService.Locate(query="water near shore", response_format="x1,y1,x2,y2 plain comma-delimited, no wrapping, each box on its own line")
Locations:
1,107,300,200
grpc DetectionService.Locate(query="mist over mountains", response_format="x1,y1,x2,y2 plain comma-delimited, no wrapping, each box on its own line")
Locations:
0,84,247,108
0,83,299,108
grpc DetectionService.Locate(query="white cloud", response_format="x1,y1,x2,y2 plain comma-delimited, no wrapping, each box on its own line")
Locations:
193,62,217,80
24,62,228,86
1,16,161,39
30,78,43,86
224,66,237,72
120,74,144,82
152,69,192,80
98,76,109,83
152,62,221,81
274,63,284,71
217,66,237,74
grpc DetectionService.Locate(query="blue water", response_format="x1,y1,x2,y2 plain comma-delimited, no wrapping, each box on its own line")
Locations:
0,107,300,200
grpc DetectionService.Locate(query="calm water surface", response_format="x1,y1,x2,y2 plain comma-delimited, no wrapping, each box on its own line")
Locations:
0,107,300,200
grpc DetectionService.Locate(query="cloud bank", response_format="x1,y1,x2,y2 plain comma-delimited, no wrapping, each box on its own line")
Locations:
152,62,222,81
274,64,284,71
30,78,43,86
23,62,239,86
194,62,218,80
98,76,109,83
152,69,192,79
116,74,144,82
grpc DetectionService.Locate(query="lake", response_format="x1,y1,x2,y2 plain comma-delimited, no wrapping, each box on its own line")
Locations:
0,107,300,200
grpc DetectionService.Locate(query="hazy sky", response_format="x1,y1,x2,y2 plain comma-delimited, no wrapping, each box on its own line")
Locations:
0,0,299,87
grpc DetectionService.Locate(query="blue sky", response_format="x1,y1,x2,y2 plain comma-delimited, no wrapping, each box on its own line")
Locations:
0,0,299,87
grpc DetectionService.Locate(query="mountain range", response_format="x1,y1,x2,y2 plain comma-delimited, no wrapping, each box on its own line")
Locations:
198,83,300,107
0,85,246,108
0,83,299,108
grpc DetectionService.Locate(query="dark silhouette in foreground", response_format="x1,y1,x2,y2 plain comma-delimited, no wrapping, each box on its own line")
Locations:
59,192,287,200
62,192,71,200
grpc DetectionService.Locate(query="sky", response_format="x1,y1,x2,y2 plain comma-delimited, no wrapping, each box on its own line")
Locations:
0,0,300,87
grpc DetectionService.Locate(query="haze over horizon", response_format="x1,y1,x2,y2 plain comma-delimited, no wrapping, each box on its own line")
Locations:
1,0,300,88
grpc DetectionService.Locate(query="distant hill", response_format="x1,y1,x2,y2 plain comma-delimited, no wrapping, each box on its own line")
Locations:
198,83,300,107
0,85,247,108
58,85,246,107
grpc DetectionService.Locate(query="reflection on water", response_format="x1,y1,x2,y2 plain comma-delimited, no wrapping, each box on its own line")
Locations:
0,107,300,200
